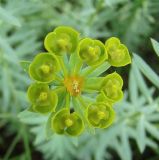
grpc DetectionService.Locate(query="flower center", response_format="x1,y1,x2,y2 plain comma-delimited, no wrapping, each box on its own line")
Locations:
39,92,48,101
109,49,125,62
65,118,73,127
64,76,84,96
97,111,106,119
88,46,99,58
58,38,68,47
57,38,72,51
40,64,50,74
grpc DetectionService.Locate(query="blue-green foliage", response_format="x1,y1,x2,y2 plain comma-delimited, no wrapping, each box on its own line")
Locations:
1,0,159,159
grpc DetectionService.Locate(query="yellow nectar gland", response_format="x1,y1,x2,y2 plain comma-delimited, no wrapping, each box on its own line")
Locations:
110,49,125,62
58,38,69,50
39,92,48,101
65,118,73,127
105,80,118,98
40,64,50,74
105,84,118,99
64,76,84,96
97,111,106,120
88,46,99,58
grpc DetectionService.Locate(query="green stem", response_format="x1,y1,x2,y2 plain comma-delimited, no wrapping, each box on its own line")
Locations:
69,51,83,75
77,96,88,109
55,74,63,83
3,131,21,160
65,93,70,108
53,86,65,94
83,86,100,92
81,65,97,77
22,126,31,160
73,97,95,135
82,95,95,103
57,56,68,76
69,52,76,68
81,61,111,77
73,59,83,75
84,77,104,91
72,97,86,117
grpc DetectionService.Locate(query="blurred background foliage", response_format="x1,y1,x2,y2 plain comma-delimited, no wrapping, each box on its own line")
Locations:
0,0,159,159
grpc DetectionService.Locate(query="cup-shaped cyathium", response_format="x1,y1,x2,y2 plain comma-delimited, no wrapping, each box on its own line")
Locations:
44,26,79,55
27,83,58,114
87,102,115,128
29,53,59,83
105,37,131,67
78,38,108,66
101,72,123,103
51,108,84,136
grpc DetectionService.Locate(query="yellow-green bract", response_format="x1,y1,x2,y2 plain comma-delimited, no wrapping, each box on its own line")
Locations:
86,102,115,128
44,26,79,55
29,53,60,83
78,38,108,66
51,108,84,136
27,83,58,114
105,37,131,67
101,72,123,103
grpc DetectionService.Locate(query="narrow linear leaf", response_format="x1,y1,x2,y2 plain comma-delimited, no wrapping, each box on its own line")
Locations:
147,113,159,122
70,137,79,147
133,53,159,88
132,60,152,103
45,112,55,139
0,37,18,63
31,126,46,145
0,6,21,27
129,67,138,104
151,38,159,56
146,139,158,150
105,0,128,6
113,139,125,160
0,7,21,27
145,121,159,140
18,109,47,125
121,124,131,160
2,67,10,110
136,116,146,153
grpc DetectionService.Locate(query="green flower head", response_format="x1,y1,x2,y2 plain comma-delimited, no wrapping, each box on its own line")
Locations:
44,26,79,55
105,37,131,67
29,53,60,83
20,26,131,137
87,102,115,128
78,38,108,66
27,83,58,114
101,72,123,103
52,108,84,136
